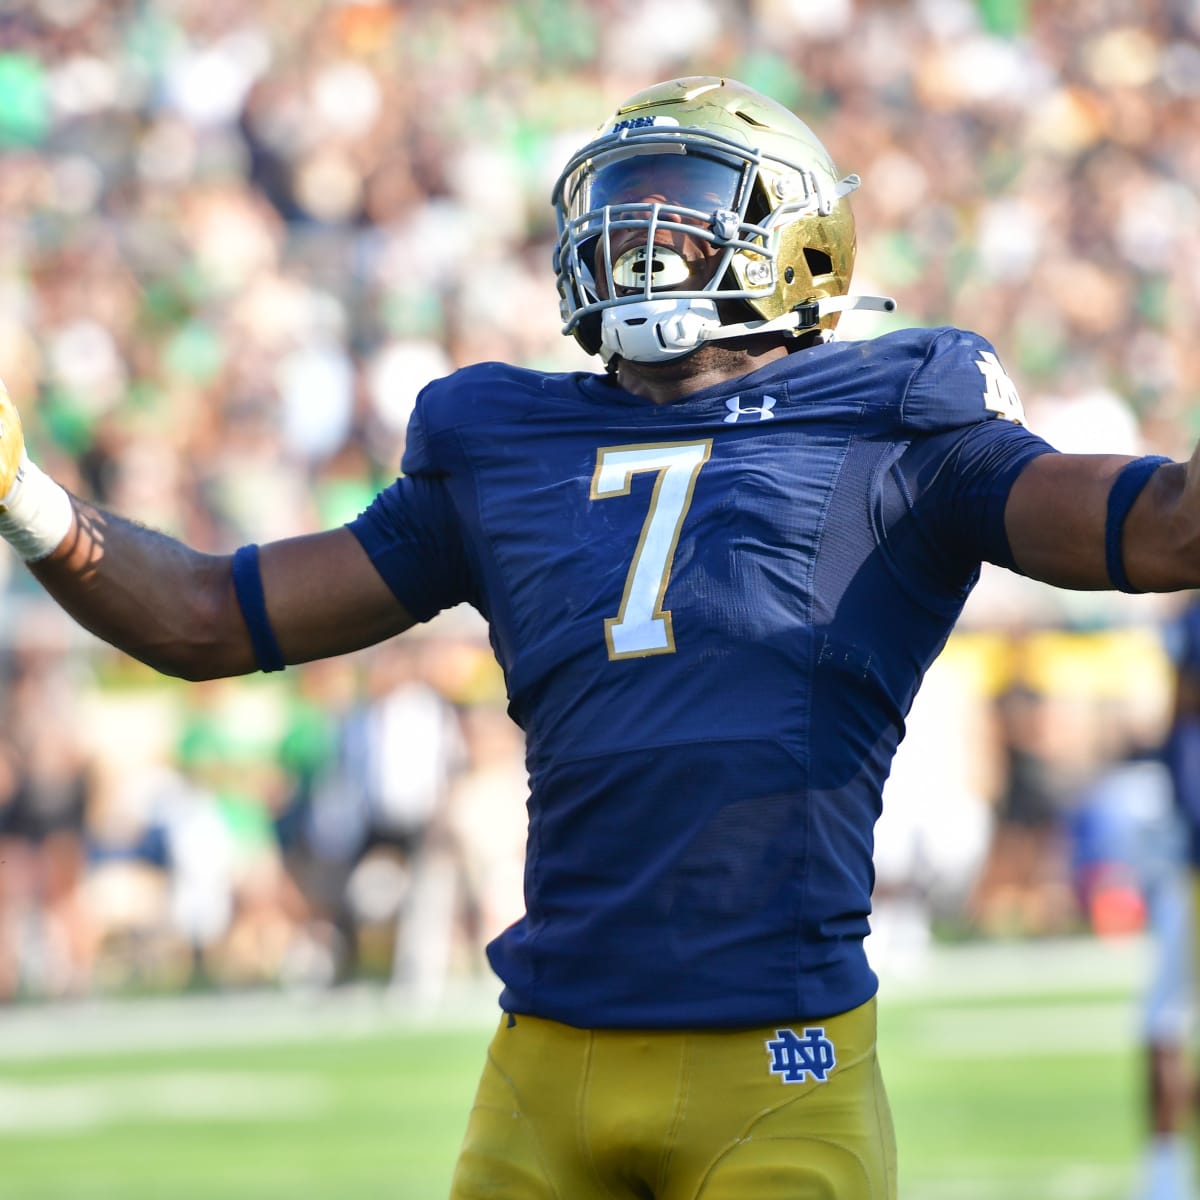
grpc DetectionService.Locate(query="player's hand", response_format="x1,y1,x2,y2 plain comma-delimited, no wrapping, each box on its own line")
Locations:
0,377,26,501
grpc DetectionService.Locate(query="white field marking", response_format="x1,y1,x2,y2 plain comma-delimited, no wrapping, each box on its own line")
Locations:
892,999,1136,1058
0,979,502,1062
904,1164,1131,1200
0,1072,330,1134
875,934,1147,1002
0,938,1143,1065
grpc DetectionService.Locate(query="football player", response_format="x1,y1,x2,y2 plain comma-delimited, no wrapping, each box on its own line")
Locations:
0,76,1196,1198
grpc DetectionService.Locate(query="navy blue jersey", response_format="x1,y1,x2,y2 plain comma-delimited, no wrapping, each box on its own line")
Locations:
349,326,1054,1027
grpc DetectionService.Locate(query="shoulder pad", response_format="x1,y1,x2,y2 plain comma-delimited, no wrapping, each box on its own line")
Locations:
401,362,549,475
898,327,1026,433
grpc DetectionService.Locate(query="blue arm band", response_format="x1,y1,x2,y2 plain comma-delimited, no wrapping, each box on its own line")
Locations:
1105,455,1170,593
231,543,286,673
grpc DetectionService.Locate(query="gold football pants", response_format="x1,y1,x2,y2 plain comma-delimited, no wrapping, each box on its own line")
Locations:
450,996,896,1199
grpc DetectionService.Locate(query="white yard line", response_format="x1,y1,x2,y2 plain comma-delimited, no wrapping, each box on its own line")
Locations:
0,936,1147,1062
0,979,502,1062
0,1073,331,1133
904,1165,1130,1200
894,1001,1137,1057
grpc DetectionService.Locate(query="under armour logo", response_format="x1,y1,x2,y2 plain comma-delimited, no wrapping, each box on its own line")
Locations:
724,394,777,423
765,1027,837,1084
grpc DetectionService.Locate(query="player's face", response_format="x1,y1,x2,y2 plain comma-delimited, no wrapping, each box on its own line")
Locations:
581,154,740,299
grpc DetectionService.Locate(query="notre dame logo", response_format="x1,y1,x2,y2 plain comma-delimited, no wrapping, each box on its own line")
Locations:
765,1027,837,1084
975,350,1025,424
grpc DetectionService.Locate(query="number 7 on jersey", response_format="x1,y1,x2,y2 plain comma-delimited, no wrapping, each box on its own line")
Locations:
591,440,713,660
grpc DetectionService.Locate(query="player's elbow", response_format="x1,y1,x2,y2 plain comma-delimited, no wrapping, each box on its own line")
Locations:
150,644,236,683
134,568,257,681
141,653,211,682
135,636,248,683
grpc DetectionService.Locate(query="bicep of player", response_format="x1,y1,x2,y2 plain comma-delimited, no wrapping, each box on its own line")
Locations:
1004,450,1197,591
253,527,419,666
1003,452,1134,589
246,471,477,670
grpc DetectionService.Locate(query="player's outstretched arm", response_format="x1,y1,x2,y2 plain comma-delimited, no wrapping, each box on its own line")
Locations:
0,381,415,679
1003,448,1200,593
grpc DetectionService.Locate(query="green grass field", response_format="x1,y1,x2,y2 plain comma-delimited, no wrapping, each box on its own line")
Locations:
0,939,1150,1199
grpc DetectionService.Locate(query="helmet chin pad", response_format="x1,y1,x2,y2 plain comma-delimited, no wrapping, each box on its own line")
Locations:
599,298,721,363
598,292,899,364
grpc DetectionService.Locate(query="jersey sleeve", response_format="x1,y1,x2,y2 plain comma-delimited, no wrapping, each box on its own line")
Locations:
346,472,478,622
346,385,476,622
901,328,1028,433
351,362,542,623
896,418,1058,571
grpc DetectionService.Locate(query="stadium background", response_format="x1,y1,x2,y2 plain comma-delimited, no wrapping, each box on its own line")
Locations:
0,0,1197,1196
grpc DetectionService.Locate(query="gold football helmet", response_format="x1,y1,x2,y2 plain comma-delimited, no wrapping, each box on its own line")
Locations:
552,76,892,364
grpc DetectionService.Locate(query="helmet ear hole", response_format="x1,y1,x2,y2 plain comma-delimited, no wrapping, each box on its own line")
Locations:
803,247,833,279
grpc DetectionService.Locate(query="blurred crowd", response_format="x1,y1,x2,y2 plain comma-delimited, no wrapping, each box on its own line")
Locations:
1,0,1200,1001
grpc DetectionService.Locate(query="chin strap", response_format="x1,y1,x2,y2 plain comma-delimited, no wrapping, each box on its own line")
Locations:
731,294,897,339
811,293,896,323
599,293,898,365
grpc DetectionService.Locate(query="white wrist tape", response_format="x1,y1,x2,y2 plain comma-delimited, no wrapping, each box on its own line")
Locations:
0,452,74,562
